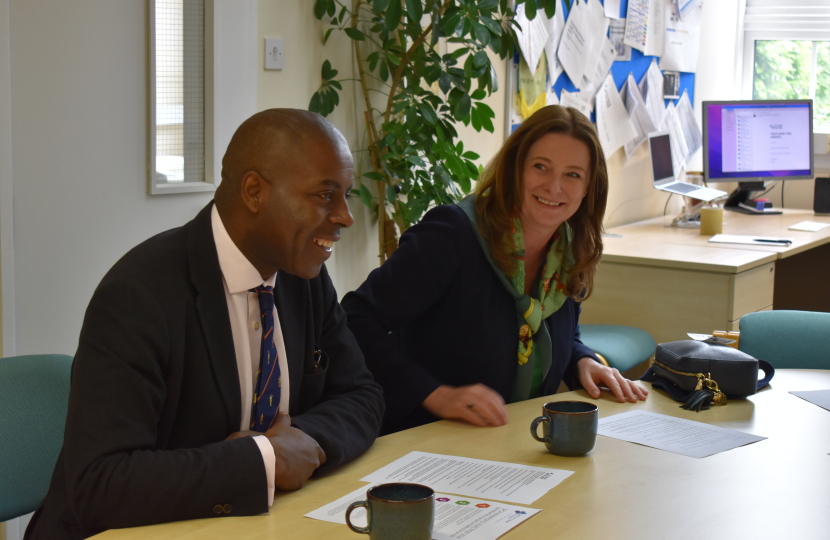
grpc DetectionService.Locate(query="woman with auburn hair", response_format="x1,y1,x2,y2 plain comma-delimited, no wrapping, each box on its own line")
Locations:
342,105,647,435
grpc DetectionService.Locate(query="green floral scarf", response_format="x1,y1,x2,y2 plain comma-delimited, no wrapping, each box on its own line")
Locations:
458,196,574,402
511,217,572,367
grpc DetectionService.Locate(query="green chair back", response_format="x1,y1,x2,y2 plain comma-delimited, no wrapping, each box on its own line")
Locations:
579,324,657,374
0,354,73,522
738,310,830,369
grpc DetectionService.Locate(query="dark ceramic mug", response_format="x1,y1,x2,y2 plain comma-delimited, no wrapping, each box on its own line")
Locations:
530,401,599,456
345,483,434,540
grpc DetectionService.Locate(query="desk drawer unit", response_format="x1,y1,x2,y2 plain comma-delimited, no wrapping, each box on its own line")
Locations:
580,261,775,345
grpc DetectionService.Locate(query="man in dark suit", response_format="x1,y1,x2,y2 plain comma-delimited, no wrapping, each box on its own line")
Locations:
25,110,384,540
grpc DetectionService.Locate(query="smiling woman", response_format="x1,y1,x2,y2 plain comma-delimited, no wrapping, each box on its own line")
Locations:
342,106,647,435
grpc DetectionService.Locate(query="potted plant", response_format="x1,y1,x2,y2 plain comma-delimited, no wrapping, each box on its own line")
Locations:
310,0,563,261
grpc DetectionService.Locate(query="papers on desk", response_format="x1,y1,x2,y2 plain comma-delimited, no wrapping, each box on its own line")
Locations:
598,410,767,458
360,451,573,505
709,234,794,246
788,220,830,232
790,390,830,412
306,483,540,540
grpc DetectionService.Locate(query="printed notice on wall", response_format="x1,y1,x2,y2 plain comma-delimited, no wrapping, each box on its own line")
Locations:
360,451,573,505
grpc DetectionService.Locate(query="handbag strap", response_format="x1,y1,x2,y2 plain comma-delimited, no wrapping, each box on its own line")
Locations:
757,360,774,390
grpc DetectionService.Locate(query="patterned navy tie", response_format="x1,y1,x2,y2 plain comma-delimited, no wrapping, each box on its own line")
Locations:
250,285,281,432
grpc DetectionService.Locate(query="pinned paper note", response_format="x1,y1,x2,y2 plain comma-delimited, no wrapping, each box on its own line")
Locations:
596,73,637,158
543,4,566,86
622,73,655,159
519,53,548,119
560,89,593,118
514,4,549,75
661,0,703,73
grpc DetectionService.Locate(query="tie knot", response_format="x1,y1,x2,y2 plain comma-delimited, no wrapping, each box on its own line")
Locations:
250,285,275,310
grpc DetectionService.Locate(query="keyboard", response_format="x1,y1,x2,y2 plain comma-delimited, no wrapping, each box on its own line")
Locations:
664,183,698,194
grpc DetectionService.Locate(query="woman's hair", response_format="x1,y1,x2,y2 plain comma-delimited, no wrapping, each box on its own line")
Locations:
474,105,608,300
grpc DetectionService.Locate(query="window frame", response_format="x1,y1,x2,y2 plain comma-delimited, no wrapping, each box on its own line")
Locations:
148,0,216,195
739,0,830,132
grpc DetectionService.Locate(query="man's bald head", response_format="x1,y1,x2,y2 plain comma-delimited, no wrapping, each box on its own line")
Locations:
216,109,350,207
213,109,355,280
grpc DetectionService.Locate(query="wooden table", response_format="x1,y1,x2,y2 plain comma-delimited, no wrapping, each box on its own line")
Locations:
92,369,830,540
581,209,830,344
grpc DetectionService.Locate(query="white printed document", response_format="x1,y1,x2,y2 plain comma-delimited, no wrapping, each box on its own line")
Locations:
708,234,794,246
595,73,637,158
560,90,593,118
598,410,767,458
624,0,665,56
790,390,830,412
514,3,549,74
557,0,592,87
306,483,541,540
789,221,830,232
360,451,573,505
621,73,655,159
661,0,703,73
543,4,566,86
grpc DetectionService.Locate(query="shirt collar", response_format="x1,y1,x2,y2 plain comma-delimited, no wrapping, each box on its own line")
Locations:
211,204,277,294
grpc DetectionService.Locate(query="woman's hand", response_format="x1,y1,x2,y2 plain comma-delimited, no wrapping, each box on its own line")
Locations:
577,357,649,403
423,384,509,427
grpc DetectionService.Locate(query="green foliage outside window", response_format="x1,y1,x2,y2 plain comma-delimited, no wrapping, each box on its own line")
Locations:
753,40,830,131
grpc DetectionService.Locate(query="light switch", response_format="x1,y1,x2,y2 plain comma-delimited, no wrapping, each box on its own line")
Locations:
265,38,284,70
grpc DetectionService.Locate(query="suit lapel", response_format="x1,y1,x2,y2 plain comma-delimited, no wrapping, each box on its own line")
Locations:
186,202,242,433
273,274,308,416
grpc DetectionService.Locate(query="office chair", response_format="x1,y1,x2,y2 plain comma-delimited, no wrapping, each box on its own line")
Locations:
0,354,73,522
579,325,657,377
737,310,830,369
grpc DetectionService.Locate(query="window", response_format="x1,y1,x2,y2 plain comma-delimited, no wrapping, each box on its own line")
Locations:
149,0,215,194
740,0,830,133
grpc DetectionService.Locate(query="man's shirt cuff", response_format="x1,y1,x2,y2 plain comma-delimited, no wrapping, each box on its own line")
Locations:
253,435,276,507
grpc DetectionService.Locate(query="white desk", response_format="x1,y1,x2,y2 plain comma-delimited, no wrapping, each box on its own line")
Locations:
91,369,830,540
581,209,830,344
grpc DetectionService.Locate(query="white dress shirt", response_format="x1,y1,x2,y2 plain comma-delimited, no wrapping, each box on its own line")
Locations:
211,204,289,507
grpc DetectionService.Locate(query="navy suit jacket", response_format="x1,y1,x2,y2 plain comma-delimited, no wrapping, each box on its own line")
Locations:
342,204,598,434
25,203,384,540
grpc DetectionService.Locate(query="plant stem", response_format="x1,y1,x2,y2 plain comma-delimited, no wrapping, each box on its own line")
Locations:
383,0,453,126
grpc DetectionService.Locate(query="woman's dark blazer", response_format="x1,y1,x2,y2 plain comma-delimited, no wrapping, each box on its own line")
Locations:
341,204,598,434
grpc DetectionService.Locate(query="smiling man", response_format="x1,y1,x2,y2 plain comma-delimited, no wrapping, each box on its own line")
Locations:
25,110,384,540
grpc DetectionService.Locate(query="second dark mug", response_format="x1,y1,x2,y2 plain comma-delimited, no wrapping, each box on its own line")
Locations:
530,401,598,456
345,483,434,540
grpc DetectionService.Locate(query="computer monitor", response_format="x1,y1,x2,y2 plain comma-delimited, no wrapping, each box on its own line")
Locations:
702,99,813,211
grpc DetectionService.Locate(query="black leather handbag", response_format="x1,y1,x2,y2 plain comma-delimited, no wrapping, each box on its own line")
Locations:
640,340,775,411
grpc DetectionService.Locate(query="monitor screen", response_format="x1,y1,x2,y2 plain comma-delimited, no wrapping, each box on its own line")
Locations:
703,100,813,183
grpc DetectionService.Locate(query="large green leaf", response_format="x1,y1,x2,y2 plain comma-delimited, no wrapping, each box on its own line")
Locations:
405,0,423,23
344,28,365,41
358,184,374,208
386,0,402,31
314,0,327,19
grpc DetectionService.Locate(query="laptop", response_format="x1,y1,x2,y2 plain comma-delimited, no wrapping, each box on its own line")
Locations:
647,131,727,201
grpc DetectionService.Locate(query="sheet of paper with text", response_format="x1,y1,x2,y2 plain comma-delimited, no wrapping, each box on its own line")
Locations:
360,451,573,505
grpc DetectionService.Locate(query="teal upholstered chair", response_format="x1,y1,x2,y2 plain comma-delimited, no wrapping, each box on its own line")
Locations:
579,324,657,376
738,310,830,369
0,354,73,522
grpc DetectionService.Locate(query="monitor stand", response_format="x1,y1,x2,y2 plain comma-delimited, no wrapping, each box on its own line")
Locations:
724,181,782,215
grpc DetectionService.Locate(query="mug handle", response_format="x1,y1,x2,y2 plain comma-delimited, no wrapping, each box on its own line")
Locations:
531,416,551,443
345,501,371,534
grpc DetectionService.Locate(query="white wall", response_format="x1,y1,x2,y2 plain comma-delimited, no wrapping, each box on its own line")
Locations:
6,1,214,359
